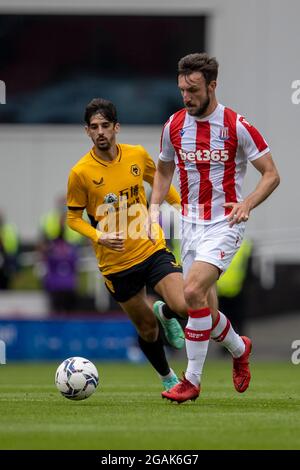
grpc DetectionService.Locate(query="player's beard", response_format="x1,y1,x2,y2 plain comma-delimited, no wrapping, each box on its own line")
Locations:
96,137,111,151
186,88,210,118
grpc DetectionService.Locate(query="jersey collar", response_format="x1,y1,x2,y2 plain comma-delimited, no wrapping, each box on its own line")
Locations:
90,144,122,166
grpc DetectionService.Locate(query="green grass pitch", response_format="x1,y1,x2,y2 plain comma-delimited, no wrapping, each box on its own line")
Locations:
0,361,299,450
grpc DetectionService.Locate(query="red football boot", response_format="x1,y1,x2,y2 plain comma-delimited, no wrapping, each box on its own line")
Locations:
233,336,252,393
162,375,200,403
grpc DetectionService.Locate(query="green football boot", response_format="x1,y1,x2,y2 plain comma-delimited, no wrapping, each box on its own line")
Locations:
153,300,185,350
162,370,180,391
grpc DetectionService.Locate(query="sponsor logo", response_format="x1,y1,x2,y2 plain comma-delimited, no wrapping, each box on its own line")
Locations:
178,148,229,162
187,332,205,339
240,117,252,127
219,127,229,140
185,329,209,341
220,250,225,259
103,193,118,204
131,164,141,176
93,177,105,186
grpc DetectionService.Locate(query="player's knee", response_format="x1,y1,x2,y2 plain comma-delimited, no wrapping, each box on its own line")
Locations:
184,284,208,307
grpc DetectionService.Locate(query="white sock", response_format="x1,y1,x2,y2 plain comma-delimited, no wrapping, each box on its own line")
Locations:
185,307,212,386
211,311,245,358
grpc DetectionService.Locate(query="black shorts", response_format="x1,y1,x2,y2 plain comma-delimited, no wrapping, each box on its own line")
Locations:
103,249,182,303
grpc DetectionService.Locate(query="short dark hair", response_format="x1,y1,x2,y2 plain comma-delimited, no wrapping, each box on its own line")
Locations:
178,53,219,85
84,98,118,126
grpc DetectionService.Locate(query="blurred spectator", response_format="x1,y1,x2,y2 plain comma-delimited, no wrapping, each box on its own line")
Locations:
40,195,82,245
0,211,19,289
41,237,79,313
217,239,253,335
38,196,81,313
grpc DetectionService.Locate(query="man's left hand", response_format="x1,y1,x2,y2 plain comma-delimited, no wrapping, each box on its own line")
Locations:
223,201,251,227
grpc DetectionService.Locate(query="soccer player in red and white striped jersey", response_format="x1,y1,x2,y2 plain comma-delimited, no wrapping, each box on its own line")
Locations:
150,53,280,403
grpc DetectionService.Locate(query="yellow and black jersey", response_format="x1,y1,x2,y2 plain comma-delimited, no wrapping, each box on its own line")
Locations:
67,144,180,275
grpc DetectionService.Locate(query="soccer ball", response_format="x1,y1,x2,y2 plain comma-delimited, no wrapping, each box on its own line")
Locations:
55,356,99,400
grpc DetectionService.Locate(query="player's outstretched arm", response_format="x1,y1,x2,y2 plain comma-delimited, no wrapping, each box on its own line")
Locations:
224,152,280,227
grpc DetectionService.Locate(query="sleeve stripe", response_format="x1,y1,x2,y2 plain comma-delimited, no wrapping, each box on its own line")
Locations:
248,147,270,162
239,116,268,152
68,206,85,210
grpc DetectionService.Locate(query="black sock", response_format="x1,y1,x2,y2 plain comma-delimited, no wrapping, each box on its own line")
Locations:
138,334,170,376
162,303,182,321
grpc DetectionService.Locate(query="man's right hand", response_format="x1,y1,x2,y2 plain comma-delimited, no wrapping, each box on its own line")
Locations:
97,231,125,251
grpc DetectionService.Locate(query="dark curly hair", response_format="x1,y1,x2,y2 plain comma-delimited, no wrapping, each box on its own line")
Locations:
84,98,118,126
178,53,219,85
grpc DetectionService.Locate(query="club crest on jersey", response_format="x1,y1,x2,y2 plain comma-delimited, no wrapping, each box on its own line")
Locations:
219,127,229,140
131,164,141,176
103,193,118,204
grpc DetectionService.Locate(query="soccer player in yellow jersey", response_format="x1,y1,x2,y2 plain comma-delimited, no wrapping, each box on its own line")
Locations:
67,98,187,391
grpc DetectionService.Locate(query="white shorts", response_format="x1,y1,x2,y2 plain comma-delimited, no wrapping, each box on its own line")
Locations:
180,218,245,277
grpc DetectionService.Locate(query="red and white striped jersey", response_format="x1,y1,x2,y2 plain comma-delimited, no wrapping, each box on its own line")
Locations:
159,103,270,223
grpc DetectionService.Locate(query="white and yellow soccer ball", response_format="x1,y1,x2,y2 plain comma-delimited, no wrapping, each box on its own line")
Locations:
55,357,99,400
